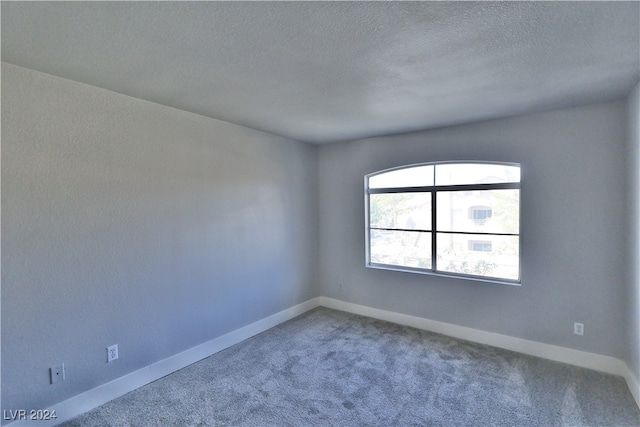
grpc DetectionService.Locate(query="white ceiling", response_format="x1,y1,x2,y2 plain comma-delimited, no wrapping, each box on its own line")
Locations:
2,2,639,144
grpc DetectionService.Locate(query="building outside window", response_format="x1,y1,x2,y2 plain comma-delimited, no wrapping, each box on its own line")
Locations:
470,206,492,225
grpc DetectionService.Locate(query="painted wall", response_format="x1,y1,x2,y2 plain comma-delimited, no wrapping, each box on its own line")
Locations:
318,100,628,358
1,63,318,413
627,82,640,382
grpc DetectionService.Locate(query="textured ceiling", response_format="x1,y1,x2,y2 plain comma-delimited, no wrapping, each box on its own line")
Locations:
2,2,639,144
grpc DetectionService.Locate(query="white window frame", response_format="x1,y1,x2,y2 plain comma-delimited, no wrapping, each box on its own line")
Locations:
365,161,521,285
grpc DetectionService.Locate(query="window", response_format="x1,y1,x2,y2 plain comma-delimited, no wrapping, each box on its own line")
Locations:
469,240,492,252
470,206,492,225
365,162,520,284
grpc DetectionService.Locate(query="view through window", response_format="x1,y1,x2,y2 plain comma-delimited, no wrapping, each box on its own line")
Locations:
365,162,521,283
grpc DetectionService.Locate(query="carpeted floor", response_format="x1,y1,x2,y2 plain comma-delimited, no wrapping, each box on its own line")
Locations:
60,307,640,426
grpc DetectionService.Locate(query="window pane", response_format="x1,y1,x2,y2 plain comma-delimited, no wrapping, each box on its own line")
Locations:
436,233,519,281
369,165,434,189
436,189,519,234
435,163,520,186
370,193,431,230
370,230,432,269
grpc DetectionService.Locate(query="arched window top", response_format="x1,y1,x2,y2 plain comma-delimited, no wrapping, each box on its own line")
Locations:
368,161,520,189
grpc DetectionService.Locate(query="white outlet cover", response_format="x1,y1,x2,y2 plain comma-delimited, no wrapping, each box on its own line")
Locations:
574,323,584,336
107,344,118,362
50,364,65,384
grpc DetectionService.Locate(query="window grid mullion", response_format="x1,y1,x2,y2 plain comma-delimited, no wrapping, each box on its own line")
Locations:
431,189,437,272
370,227,431,233
367,228,518,238
434,230,519,237
368,182,519,194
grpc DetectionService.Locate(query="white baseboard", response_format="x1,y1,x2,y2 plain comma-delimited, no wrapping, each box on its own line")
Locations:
623,367,640,409
318,296,640,409
11,295,638,425
8,297,321,426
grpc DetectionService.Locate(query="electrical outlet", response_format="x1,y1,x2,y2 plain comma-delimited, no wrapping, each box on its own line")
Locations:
574,322,584,336
50,364,65,384
107,344,118,362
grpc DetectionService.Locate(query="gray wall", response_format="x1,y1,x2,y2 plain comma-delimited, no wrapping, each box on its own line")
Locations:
627,82,640,381
1,63,318,413
318,100,628,358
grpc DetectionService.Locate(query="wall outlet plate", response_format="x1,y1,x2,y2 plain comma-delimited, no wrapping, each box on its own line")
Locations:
574,322,584,336
50,364,65,384
107,344,118,362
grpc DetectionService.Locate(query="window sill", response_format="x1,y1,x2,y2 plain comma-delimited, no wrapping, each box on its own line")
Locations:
366,262,521,286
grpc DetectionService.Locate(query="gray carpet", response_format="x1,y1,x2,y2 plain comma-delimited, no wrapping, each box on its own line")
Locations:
60,307,640,426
